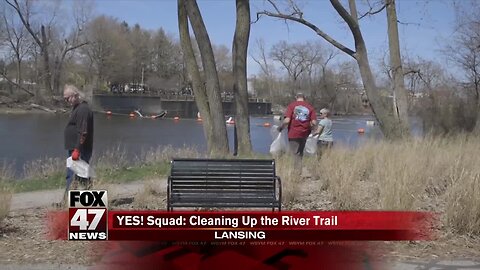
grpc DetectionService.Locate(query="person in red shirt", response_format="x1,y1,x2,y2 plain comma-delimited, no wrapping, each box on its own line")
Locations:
278,93,317,161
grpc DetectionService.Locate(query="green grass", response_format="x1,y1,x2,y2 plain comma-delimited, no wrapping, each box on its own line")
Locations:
95,162,170,184
9,162,171,193
12,172,65,193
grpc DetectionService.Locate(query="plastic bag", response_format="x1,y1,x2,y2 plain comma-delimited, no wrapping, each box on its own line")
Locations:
66,157,96,178
270,125,288,155
304,134,319,155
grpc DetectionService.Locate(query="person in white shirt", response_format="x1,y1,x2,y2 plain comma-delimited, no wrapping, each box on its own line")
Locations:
313,108,333,150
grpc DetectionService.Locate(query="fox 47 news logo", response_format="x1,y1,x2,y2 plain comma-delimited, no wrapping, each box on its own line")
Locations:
68,190,108,241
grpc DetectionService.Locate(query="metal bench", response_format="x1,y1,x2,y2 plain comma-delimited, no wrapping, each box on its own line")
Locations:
167,158,282,211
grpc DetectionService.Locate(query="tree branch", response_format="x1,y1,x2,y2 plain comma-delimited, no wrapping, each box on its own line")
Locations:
404,69,420,76
359,3,386,19
397,19,421,26
256,7,355,57
65,41,89,54
0,73,35,96
330,0,361,43
267,0,282,14
5,0,43,47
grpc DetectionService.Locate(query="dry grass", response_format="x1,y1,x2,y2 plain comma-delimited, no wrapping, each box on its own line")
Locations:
132,180,166,209
0,193,12,223
0,180,12,226
0,161,15,181
22,157,64,180
303,134,480,234
95,144,129,170
0,162,15,218
139,145,204,165
275,155,302,205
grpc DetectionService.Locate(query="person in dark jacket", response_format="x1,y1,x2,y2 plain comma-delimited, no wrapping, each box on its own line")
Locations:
63,84,94,195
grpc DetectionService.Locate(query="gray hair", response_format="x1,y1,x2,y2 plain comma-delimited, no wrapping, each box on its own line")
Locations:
320,108,330,116
64,84,85,100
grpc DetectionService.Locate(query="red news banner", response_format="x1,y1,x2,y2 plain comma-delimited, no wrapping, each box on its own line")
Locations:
107,211,436,241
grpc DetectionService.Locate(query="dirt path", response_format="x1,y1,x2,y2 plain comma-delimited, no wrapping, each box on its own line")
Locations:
3,177,480,270
10,179,166,211
1,179,167,269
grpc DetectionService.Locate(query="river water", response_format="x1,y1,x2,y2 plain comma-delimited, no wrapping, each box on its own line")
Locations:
1,113,399,177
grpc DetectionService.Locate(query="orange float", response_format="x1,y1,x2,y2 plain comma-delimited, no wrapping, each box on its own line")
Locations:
197,117,203,122
129,113,135,118
174,116,180,120
358,128,365,134
263,122,271,127
106,111,112,116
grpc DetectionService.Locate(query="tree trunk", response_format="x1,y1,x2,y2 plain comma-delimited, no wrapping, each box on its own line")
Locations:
177,0,215,153
40,25,53,96
344,0,405,139
232,0,252,155
355,41,403,138
53,56,62,95
185,0,229,156
16,57,21,92
386,0,410,136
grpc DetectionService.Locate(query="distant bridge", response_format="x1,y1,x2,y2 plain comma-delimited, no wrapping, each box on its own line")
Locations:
92,94,272,118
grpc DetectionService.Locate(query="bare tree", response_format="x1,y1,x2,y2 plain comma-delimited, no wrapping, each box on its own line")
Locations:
213,44,234,92
257,0,410,139
251,38,275,100
51,1,91,95
232,0,252,155
178,0,214,153
306,41,339,104
148,29,183,88
5,0,89,100
1,6,34,96
269,41,309,96
447,1,480,132
82,15,133,88
178,0,229,156
385,0,410,134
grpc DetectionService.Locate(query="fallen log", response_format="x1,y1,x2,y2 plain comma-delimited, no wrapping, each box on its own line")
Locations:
30,103,56,113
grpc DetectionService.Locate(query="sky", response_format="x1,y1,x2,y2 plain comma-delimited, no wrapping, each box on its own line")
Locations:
90,0,459,77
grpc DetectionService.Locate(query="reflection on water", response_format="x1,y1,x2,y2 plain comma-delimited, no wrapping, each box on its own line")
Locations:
0,113,418,176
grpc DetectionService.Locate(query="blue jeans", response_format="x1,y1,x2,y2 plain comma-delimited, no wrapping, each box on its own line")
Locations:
65,149,92,192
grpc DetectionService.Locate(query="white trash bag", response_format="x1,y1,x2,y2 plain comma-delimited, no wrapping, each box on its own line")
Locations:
66,157,96,179
270,125,288,155
304,134,319,155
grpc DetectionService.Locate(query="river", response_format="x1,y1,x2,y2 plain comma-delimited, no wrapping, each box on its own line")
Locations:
0,113,402,177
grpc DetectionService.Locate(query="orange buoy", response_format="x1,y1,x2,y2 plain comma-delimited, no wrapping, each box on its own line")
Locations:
129,113,135,118
358,128,365,134
151,115,156,119
174,116,180,120
263,122,271,127
106,110,112,115
197,117,203,122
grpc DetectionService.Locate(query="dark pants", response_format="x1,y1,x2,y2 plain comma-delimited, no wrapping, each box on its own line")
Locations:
317,140,333,158
288,138,307,173
288,138,307,157
65,149,92,192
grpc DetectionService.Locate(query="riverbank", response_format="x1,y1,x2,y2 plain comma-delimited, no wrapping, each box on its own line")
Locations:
0,101,373,116
2,136,480,267
0,104,68,114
